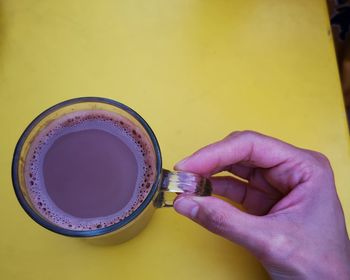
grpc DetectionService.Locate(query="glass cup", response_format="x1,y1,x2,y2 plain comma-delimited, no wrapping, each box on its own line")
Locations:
12,97,211,244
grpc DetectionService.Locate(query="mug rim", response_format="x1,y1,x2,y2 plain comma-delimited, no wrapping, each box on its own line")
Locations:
11,97,162,237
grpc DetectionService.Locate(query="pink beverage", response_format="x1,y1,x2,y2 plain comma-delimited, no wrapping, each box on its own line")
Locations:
25,110,156,230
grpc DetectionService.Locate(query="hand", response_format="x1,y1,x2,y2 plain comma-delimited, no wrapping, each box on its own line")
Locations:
174,131,350,279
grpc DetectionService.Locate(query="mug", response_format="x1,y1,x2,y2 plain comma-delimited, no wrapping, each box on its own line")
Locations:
12,97,211,244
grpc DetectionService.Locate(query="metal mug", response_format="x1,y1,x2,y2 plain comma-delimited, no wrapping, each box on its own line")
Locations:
12,97,211,244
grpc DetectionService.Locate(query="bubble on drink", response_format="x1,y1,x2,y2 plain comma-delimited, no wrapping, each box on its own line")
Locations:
24,110,157,231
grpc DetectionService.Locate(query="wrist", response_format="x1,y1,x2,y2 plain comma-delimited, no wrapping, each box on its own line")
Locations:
263,244,350,280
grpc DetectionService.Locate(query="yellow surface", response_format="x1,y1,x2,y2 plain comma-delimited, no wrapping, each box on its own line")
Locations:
0,1,348,279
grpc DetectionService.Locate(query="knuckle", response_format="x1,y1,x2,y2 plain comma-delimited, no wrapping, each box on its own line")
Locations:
240,130,258,138
227,130,258,142
314,152,330,165
291,160,315,184
291,151,335,191
227,130,258,138
309,151,331,169
226,131,241,139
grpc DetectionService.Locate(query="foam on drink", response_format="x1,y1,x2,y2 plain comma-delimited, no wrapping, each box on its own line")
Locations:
24,110,156,231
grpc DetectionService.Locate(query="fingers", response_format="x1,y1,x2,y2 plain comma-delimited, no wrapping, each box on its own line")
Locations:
210,175,282,215
174,195,262,250
175,131,301,176
210,176,247,204
227,163,254,180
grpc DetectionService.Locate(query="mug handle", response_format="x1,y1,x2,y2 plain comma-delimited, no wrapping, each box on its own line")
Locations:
154,169,212,208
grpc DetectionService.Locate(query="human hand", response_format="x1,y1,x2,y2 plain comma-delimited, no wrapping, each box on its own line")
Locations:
174,131,350,279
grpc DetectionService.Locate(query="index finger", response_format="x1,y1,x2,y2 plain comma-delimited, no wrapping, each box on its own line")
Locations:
174,131,304,176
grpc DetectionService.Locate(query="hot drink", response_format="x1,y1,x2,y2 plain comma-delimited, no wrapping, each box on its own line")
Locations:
24,110,156,231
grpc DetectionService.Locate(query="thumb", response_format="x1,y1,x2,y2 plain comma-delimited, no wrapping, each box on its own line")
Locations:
174,195,264,251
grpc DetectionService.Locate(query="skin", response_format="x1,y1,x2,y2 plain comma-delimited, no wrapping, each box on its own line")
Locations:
173,131,350,279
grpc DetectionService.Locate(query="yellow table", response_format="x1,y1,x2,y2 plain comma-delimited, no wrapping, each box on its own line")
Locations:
1,1,348,279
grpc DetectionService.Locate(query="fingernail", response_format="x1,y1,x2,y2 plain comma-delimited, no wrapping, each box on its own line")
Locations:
174,197,199,219
174,157,190,170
